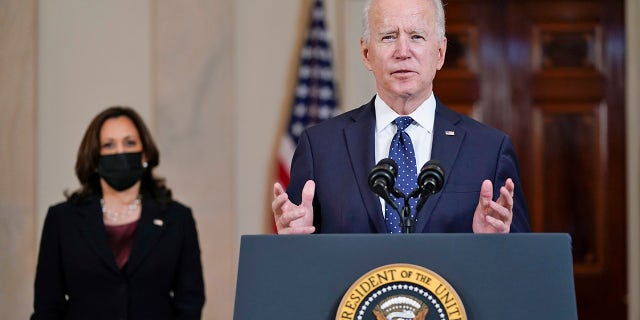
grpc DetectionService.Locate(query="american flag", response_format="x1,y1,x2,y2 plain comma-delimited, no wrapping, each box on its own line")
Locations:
277,0,339,188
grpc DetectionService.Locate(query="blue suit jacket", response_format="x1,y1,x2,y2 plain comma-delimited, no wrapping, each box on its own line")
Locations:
287,96,531,233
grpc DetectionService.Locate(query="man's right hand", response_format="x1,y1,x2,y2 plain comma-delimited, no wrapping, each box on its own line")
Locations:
272,180,316,234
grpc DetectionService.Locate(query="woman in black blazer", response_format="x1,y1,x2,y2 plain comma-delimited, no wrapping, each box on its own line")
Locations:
32,106,205,320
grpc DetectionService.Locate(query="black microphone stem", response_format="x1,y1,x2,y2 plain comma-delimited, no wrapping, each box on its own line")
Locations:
390,188,413,233
401,196,413,234
415,184,435,213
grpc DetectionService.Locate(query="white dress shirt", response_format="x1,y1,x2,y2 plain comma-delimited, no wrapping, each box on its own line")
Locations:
374,93,436,216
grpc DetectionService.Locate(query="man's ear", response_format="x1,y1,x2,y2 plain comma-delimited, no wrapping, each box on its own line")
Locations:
361,38,373,71
436,37,447,70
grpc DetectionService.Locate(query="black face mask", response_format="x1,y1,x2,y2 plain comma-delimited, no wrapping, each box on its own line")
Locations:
97,152,146,191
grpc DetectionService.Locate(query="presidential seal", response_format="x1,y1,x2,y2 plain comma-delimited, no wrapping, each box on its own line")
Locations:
335,264,466,320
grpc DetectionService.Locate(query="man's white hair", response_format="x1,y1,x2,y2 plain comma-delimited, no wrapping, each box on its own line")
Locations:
361,0,446,44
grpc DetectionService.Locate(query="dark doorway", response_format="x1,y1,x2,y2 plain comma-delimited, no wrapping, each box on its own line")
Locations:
435,0,627,318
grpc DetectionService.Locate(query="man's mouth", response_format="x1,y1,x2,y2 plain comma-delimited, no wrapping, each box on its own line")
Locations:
391,69,415,76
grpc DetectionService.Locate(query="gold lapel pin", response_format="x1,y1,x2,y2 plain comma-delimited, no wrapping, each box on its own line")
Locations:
153,219,164,227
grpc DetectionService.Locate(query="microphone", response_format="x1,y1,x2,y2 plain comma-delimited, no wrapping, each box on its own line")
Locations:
368,158,400,212
415,160,445,212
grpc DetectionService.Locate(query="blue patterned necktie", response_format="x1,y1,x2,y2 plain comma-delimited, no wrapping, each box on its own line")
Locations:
385,116,418,233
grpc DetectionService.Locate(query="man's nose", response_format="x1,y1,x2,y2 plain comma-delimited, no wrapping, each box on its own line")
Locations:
394,37,410,58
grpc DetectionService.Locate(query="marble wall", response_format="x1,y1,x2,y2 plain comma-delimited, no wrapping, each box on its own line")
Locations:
0,0,638,319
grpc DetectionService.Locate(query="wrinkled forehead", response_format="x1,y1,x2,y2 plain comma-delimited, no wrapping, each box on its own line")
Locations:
369,0,435,32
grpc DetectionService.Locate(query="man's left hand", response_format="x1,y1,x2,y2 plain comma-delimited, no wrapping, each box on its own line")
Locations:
472,178,514,233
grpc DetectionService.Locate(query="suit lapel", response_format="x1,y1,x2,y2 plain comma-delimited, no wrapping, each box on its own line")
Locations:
344,97,388,233
76,197,121,274
124,198,167,276
415,99,466,232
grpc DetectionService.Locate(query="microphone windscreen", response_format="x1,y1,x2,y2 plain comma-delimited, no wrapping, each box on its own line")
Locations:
418,160,445,193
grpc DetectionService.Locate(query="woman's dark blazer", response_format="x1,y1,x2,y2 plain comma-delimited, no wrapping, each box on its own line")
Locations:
31,195,205,320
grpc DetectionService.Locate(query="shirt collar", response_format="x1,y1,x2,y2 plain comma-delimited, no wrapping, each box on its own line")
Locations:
374,93,436,134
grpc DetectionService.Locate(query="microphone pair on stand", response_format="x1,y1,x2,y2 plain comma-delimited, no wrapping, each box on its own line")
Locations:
368,158,445,233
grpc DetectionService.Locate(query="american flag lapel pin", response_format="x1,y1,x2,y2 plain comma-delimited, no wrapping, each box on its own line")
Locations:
153,219,164,227
445,130,455,136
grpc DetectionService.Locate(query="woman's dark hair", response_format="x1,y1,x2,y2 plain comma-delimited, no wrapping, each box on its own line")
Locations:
65,106,172,205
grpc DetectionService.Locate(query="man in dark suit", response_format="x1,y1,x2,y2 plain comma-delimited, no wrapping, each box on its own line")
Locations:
272,0,530,234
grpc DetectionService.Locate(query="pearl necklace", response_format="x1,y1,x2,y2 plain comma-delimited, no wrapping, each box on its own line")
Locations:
101,196,141,223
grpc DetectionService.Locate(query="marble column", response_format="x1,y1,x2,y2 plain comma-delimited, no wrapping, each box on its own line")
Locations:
0,0,37,319
154,1,236,318
626,0,640,317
